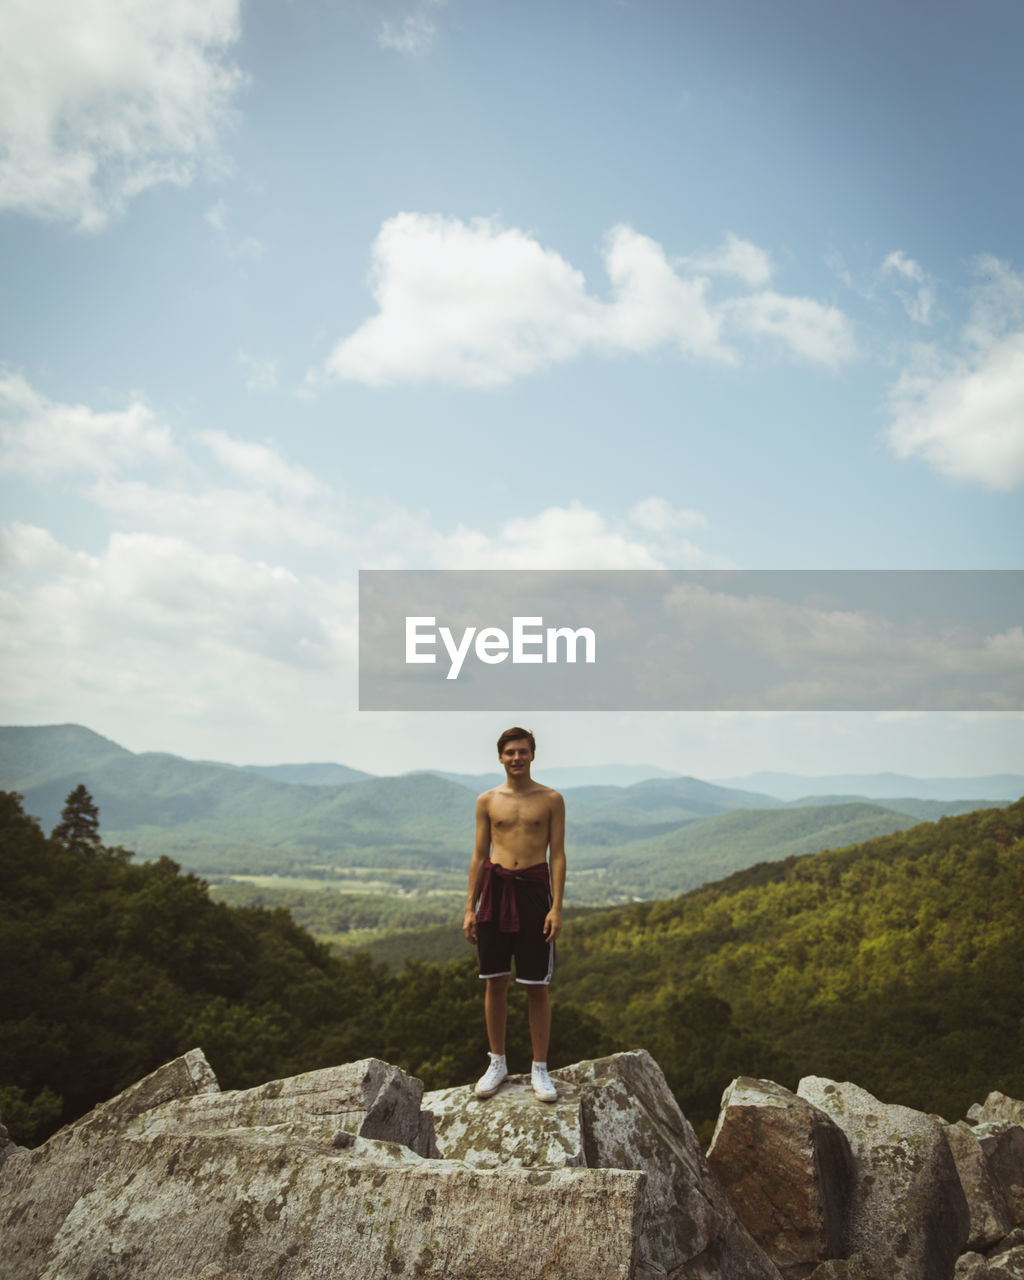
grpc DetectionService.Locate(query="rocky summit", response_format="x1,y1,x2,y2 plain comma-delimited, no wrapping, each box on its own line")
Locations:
1,1051,1022,1280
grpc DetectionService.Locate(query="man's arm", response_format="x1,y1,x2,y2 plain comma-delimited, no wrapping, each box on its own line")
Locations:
543,791,566,942
463,793,491,944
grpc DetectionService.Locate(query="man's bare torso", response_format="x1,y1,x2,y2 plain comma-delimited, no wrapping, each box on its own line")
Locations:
483,782,558,870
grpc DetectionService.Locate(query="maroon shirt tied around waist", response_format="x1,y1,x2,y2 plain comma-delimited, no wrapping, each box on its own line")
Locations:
475,858,551,933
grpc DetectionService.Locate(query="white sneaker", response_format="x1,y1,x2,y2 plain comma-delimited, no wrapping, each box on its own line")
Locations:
531,1063,557,1103
474,1055,508,1098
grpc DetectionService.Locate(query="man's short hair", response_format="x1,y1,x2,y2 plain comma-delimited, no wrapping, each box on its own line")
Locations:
497,726,536,756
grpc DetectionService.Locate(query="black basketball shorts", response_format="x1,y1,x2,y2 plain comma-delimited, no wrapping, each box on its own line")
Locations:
476,875,554,985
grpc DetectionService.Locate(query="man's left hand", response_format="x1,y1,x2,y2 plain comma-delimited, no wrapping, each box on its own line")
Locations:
543,909,562,942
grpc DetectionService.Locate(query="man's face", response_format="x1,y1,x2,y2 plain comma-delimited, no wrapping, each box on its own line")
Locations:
499,738,534,775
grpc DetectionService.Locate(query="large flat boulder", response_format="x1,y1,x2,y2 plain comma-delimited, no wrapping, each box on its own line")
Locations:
798,1076,970,1280
14,1129,646,1280
131,1056,438,1157
0,1053,438,1280
707,1076,853,1278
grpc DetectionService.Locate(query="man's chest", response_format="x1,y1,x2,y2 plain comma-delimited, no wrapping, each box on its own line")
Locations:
490,798,549,836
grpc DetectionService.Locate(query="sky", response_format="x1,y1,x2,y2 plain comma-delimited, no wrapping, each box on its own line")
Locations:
0,0,1022,780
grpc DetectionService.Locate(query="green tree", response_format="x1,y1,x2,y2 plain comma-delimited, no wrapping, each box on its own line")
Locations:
51,784,102,854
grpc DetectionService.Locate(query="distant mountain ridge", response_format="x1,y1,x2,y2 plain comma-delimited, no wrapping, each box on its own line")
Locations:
1,725,1016,900
242,762,373,787
715,769,1023,802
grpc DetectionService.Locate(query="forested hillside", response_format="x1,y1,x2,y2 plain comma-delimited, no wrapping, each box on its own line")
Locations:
4,785,1020,1152
558,798,1024,1129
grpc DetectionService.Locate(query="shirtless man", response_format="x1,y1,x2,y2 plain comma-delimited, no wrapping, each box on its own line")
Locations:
463,726,566,1103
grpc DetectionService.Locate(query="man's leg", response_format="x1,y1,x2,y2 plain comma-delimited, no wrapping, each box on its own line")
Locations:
526,984,550,1062
525,985,556,1101
475,974,511,1098
485,974,510,1054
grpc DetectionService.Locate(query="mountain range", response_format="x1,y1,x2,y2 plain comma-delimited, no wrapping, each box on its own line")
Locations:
3,723,1018,906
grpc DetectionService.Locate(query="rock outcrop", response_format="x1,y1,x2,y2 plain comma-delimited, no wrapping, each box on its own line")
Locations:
2,1051,1023,1280
945,1120,1016,1251
971,1095,1024,1128
972,1123,1024,1230
706,1076,853,1279
798,1076,971,1280
1,1049,780,1280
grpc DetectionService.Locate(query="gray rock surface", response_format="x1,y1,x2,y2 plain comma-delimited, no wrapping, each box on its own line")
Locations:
0,1049,221,1278
945,1120,1016,1251
425,1072,586,1167
807,1256,889,1280
42,1135,645,1280
969,1095,1024,1128
798,1076,970,1280
707,1076,853,1278
955,1247,1024,1279
992,1230,1024,1258
430,1052,782,1278
0,1047,782,1280
10,1049,1014,1280
130,1055,439,1157
557,1051,784,1279
974,1122,1024,1229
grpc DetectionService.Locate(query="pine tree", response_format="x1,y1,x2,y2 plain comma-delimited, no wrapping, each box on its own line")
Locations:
52,784,102,854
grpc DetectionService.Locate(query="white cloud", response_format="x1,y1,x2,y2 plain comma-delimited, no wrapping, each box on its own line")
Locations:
882,250,936,324
88,478,341,551
360,499,726,570
324,215,852,387
597,226,730,361
0,0,244,230
204,199,228,232
882,250,924,282
724,291,858,367
325,214,610,388
0,376,336,549
689,232,774,287
660,582,1023,710
1,520,85,576
0,522,355,733
199,430,320,499
0,375,733,740
377,0,447,55
238,351,278,393
884,258,1024,490
0,373,177,477
628,497,707,535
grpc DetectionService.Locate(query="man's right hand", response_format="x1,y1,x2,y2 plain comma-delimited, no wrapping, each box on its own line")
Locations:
462,908,477,944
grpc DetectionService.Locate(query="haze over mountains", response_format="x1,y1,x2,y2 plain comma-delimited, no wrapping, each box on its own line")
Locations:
713,769,1024,802
2,724,1018,908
